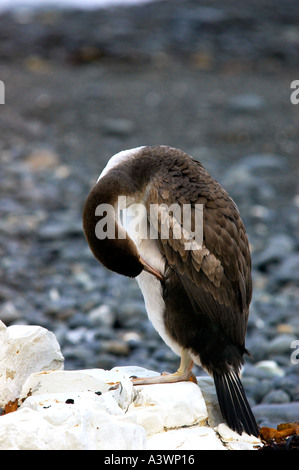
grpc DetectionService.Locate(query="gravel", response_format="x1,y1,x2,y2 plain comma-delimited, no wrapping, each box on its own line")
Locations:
0,0,298,430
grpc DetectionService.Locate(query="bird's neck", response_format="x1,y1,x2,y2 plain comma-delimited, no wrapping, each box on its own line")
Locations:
82,170,146,278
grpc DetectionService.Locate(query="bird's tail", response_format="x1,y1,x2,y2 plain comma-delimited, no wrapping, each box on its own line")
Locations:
213,369,259,437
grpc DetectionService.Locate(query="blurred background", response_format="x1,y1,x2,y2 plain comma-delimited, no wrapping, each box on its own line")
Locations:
0,0,298,427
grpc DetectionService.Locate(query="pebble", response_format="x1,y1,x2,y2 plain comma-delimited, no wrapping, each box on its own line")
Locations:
262,389,291,404
88,304,116,328
24,148,60,172
228,93,265,112
266,335,297,356
253,233,295,270
239,153,285,172
102,118,135,137
0,301,22,324
254,360,285,378
100,339,130,356
271,254,299,287
252,403,299,429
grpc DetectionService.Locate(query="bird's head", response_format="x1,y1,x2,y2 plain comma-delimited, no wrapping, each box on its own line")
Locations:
82,148,164,282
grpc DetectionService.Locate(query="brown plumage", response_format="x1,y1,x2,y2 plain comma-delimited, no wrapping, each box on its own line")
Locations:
82,145,259,437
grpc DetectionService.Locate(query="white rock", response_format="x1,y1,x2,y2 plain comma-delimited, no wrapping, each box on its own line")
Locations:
20,369,113,400
0,321,63,406
254,360,285,377
109,374,137,411
19,367,141,407
0,400,145,450
120,381,208,436
0,324,263,450
0,407,69,450
216,423,262,450
111,365,160,379
147,425,226,450
19,390,146,450
95,412,146,450
197,375,223,427
20,390,122,417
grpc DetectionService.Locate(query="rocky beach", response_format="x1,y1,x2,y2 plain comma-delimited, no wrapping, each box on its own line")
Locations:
0,0,298,438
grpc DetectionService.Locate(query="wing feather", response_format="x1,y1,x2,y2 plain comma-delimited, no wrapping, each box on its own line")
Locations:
146,156,251,346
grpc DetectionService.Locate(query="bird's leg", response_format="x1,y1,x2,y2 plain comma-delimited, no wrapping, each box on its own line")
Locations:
129,349,197,386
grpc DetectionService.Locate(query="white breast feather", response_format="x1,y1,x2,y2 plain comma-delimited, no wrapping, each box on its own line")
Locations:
129,211,181,356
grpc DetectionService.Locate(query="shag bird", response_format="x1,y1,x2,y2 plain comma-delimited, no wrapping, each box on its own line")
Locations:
82,145,259,437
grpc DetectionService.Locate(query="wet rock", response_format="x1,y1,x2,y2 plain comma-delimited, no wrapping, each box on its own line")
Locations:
246,332,269,362
270,254,299,288
272,374,299,401
266,335,297,356
37,216,82,241
262,389,291,404
228,93,265,112
100,339,130,357
249,379,273,404
102,118,135,137
0,301,22,324
239,153,285,172
116,300,148,328
254,234,295,271
24,148,60,172
252,403,299,429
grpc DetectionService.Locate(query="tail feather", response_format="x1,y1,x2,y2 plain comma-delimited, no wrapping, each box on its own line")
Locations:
213,369,259,437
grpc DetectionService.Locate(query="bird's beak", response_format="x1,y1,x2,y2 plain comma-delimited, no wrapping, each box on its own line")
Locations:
140,257,164,281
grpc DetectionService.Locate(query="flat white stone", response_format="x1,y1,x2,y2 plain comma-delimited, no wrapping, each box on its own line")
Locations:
146,426,226,450
0,322,63,406
119,381,208,436
111,365,160,378
20,390,123,417
216,423,262,450
0,402,145,450
0,407,69,450
19,367,141,414
20,368,119,400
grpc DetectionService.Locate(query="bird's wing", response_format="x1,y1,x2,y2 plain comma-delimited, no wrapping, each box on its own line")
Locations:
146,159,252,346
